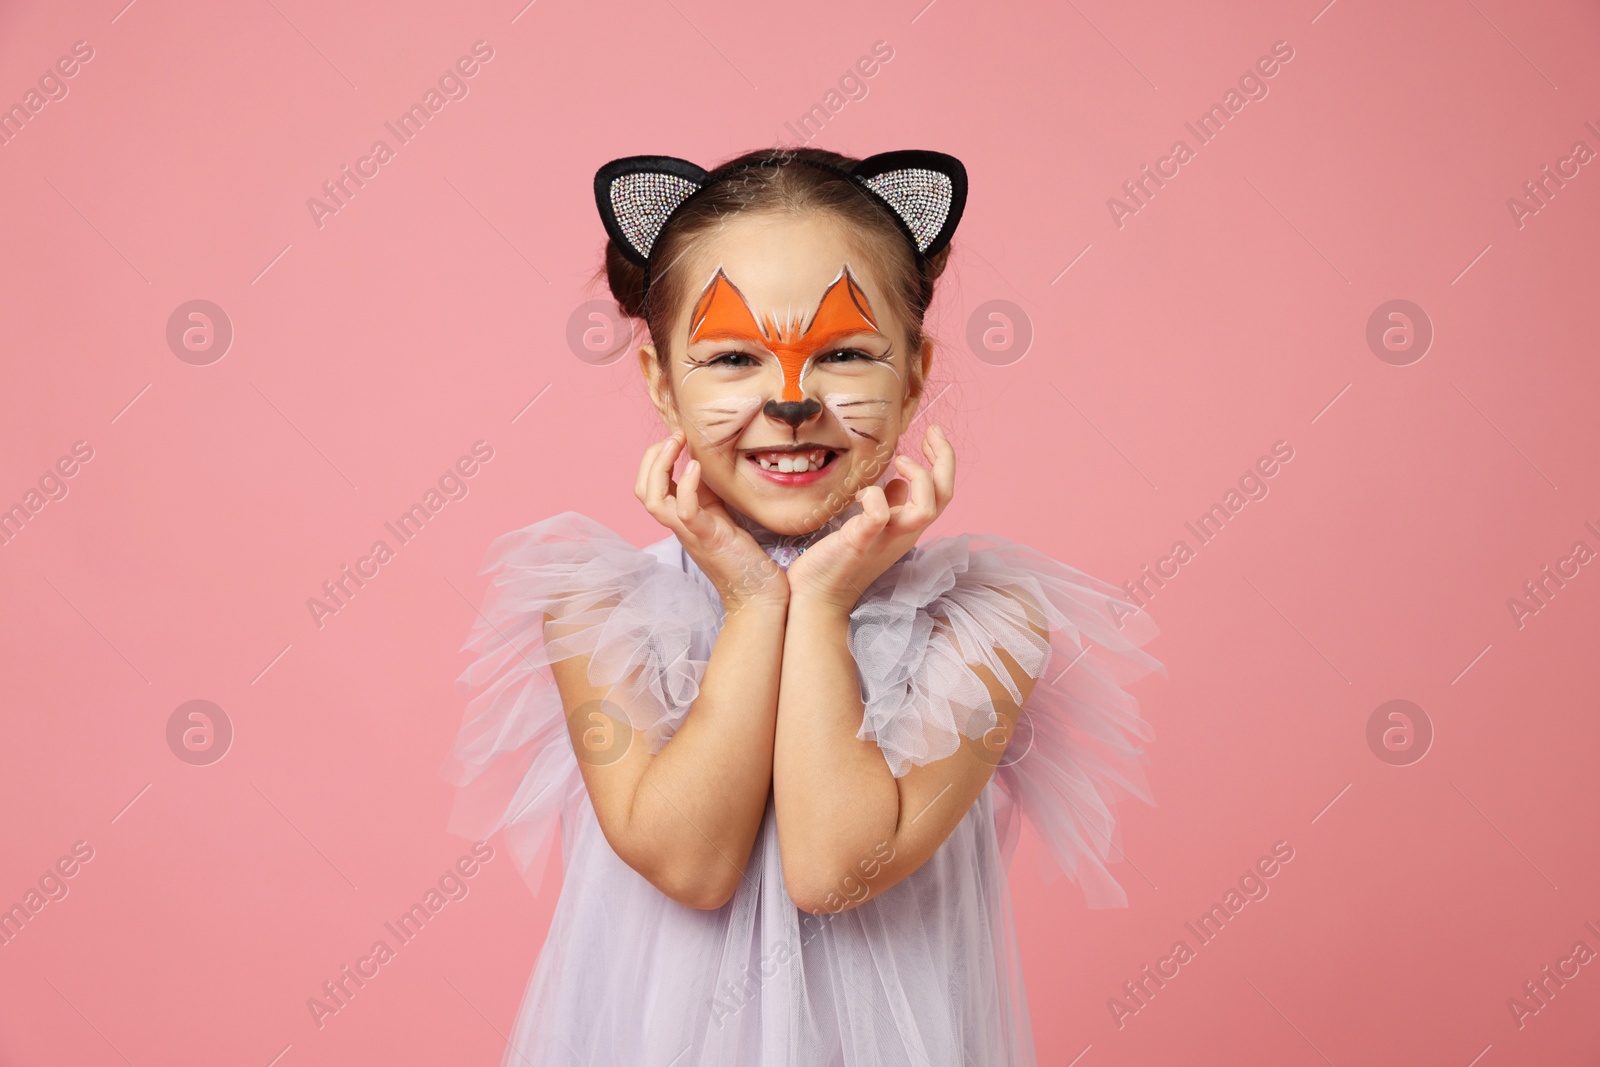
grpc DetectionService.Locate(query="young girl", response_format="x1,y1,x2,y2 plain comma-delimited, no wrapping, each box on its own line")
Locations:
446,146,1165,1066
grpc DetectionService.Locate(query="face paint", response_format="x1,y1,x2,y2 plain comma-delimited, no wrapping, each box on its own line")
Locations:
819,391,896,448
683,394,764,449
673,263,904,449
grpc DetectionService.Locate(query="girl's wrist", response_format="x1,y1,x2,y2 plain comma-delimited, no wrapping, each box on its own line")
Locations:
787,590,857,626
720,589,791,620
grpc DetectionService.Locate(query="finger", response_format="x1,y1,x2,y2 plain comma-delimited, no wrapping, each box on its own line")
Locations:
890,455,935,528
634,439,666,502
891,454,938,529
643,433,685,523
653,433,685,504
883,474,911,509
927,424,956,509
691,459,731,514
676,459,715,538
856,484,892,536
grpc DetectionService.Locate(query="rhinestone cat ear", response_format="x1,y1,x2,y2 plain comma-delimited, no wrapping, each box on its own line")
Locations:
593,155,710,267
593,149,969,270
849,150,968,260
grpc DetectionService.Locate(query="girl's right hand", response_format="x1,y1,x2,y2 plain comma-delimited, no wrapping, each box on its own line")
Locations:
635,430,789,613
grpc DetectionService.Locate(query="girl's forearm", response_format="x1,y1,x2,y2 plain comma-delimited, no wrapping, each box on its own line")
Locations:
772,596,900,908
623,598,788,908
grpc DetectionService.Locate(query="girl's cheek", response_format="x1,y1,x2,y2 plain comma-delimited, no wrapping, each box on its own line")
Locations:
679,395,764,447
821,392,895,444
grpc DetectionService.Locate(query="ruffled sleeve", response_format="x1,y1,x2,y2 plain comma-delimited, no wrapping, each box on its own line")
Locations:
441,511,721,892
848,533,1166,909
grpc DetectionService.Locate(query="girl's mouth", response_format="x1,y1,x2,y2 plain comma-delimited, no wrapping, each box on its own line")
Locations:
745,448,838,486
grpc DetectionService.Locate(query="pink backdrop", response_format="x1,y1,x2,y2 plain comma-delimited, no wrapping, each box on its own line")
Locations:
3,0,1597,1063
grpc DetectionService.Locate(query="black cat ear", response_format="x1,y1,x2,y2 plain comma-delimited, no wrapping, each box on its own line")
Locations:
849,150,968,259
593,155,710,266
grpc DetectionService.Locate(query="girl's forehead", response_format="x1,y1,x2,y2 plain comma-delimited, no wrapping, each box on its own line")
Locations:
669,214,900,338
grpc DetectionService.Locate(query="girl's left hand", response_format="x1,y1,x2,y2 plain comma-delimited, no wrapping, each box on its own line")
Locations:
785,425,956,614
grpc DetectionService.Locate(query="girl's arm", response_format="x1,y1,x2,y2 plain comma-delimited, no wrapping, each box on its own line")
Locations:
773,592,1046,914
550,593,787,911
549,429,792,912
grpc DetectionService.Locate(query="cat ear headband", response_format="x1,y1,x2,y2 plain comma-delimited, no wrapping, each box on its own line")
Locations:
593,149,968,316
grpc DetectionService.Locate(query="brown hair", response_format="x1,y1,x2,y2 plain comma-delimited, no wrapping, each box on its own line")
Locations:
594,146,952,398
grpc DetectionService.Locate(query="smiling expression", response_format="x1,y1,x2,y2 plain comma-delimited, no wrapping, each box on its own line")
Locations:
641,213,929,536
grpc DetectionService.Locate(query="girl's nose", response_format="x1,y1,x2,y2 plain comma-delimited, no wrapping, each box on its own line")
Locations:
763,398,821,427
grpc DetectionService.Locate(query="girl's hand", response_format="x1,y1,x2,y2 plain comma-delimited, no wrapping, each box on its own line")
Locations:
635,430,789,613
785,425,956,615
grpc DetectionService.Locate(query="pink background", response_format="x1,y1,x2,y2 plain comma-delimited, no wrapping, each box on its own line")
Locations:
3,0,1598,1063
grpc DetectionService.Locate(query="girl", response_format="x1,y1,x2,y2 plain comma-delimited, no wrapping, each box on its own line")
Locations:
446,146,1164,1066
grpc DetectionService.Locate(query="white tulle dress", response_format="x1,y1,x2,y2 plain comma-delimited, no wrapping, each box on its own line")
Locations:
444,498,1164,1066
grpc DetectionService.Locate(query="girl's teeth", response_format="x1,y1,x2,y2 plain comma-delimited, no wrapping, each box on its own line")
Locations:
756,450,829,473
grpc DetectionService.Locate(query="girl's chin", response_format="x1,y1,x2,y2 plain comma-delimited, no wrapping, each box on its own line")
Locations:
724,487,848,536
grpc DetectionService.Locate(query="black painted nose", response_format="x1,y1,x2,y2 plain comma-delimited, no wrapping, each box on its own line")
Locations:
763,398,822,427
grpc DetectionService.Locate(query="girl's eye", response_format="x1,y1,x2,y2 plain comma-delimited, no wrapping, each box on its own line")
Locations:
819,348,875,364
708,351,757,368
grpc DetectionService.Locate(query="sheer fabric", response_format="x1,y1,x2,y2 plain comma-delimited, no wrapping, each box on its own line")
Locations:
444,508,1164,1065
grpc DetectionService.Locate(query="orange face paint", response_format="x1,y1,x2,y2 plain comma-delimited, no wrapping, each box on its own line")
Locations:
686,265,882,403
